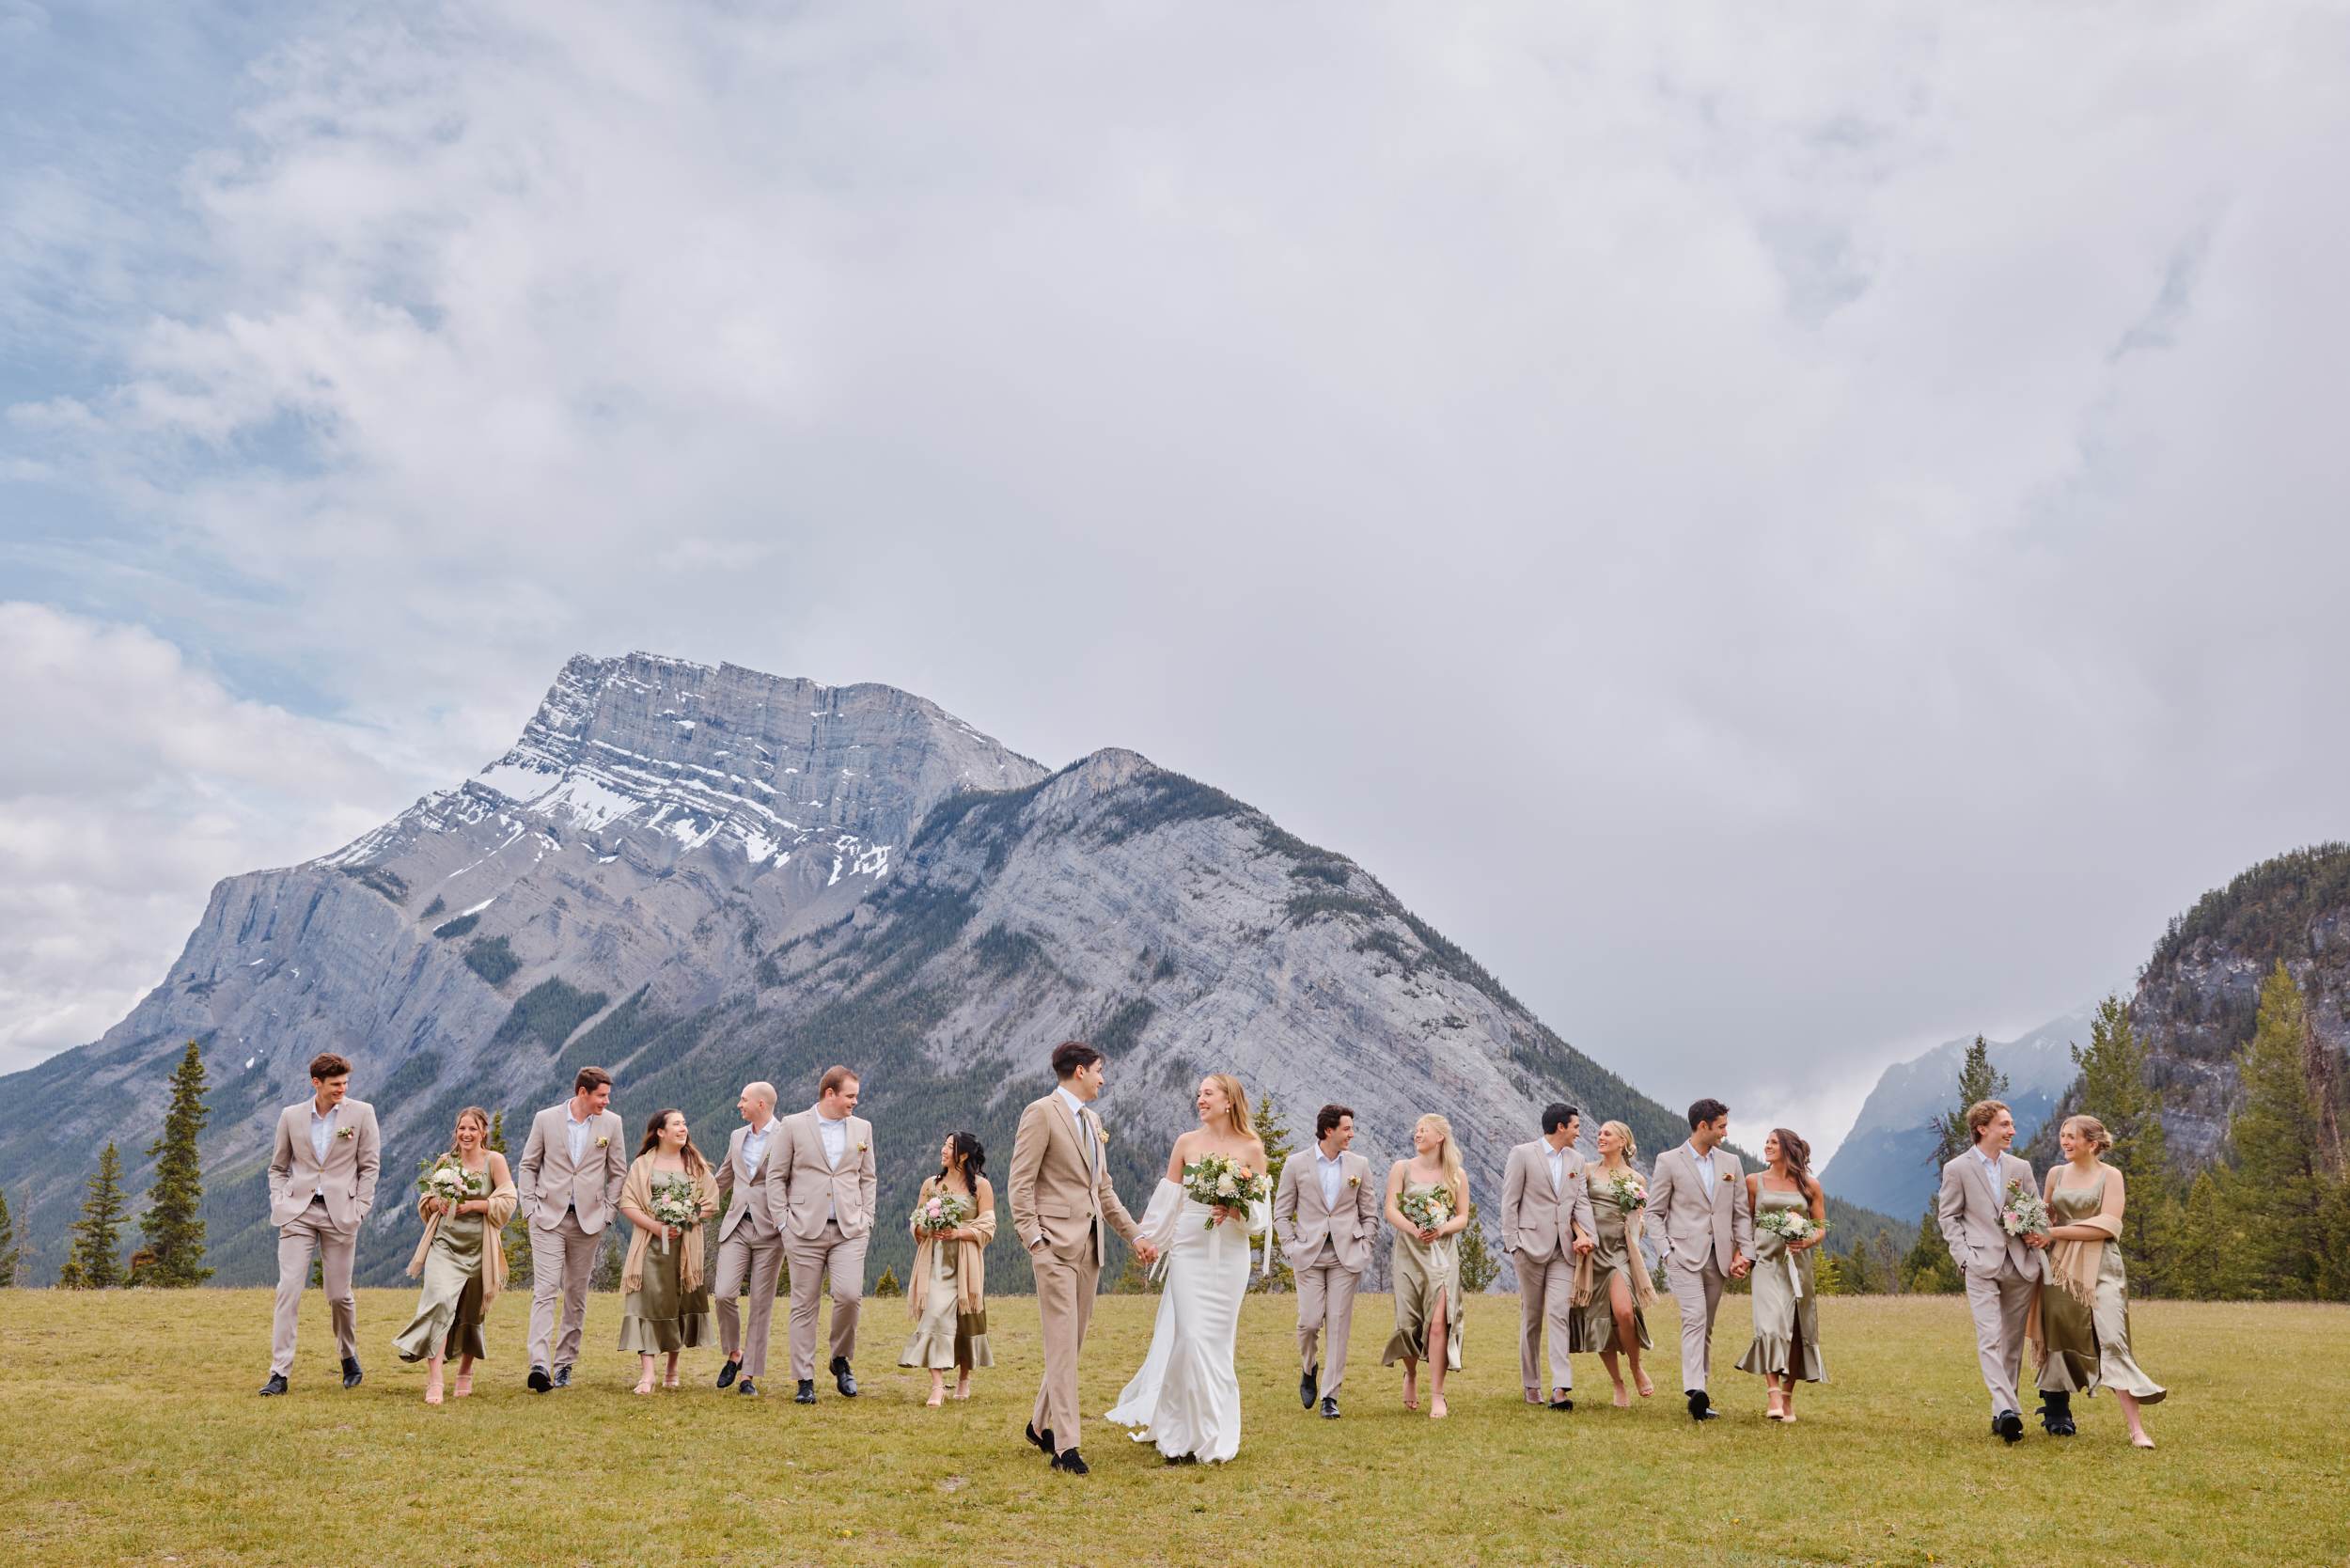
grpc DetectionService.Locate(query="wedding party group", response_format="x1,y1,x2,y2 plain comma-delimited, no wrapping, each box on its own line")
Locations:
259,1038,2164,1469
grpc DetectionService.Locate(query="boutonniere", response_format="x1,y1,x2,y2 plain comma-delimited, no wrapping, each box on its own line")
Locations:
1347,1174,1362,1187
1720,1171,1735,1183
336,1125,356,1140
1096,1128,1110,1147
595,1136,610,1148
856,1140,869,1152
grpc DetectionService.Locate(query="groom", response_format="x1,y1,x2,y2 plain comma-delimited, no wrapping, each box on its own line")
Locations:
1647,1097,1751,1421
1935,1099,2048,1444
1009,1040,1155,1475
259,1052,380,1395
1500,1102,1598,1410
1272,1104,1381,1419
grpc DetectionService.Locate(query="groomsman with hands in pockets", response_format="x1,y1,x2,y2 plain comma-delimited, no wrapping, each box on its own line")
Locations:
711,1080,786,1397
1935,1099,2048,1444
775,1064,879,1404
1646,1098,1752,1420
1500,1102,1599,1410
1272,1104,1382,1419
259,1052,380,1396
515,1065,630,1391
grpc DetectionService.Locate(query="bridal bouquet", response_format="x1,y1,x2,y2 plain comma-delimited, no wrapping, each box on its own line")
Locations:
1999,1180,2050,1239
415,1154,488,1212
1182,1152,1270,1230
1756,1209,1825,1246
912,1190,972,1239
1397,1184,1455,1237
1605,1169,1647,1211
649,1172,703,1254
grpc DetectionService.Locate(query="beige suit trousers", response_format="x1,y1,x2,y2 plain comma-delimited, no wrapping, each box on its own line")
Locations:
527,1209,598,1372
1516,1247,1576,1394
1029,1243,1101,1453
1669,1257,1726,1393
272,1201,357,1376
1964,1256,2037,1415
1295,1250,1361,1401
784,1224,867,1380
713,1226,786,1378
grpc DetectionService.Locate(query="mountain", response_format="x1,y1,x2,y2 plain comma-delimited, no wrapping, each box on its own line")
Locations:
2,651,1910,1290
1818,1006,2093,1220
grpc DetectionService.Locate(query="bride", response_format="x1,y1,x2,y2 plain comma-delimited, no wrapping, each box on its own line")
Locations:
1105,1073,1271,1464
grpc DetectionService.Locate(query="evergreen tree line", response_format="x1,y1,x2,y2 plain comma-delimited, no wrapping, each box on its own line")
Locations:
1809,964,2350,1301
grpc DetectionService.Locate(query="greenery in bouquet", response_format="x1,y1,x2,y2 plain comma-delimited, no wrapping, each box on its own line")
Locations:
1605,1169,1647,1212
1181,1152,1270,1229
415,1153,488,1211
648,1172,702,1252
1756,1208,1825,1245
1999,1179,2050,1239
1398,1184,1455,1236
912,1189,973,1239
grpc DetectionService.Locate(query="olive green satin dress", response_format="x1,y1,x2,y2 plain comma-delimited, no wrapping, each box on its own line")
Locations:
2035,1173,2165,1402
1569,1172,1653,1355
1381,1180,1465,1372
394,1209,489,1363
1734,1185,1825,1382
617,1231,715,1354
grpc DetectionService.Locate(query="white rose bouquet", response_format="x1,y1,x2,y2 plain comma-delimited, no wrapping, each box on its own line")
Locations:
1999,1180,2050,1239
649,1171,702,1254
1398,1184,1455,1238
1182,1152,1270,1230
1605,1169,1647,1212
415,1153,488,1214
1756,1209,1825,1246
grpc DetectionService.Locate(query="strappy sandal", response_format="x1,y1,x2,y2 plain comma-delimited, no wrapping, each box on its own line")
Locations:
452,1372,473,1398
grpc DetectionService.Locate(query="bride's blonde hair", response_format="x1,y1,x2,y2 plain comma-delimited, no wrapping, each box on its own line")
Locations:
1414,1113,1467,1209
1203,1074,1255,1139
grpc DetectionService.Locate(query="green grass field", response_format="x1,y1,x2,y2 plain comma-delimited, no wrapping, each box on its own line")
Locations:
2,1287,2341,1567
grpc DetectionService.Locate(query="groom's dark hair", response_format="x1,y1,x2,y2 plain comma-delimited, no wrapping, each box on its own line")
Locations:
1316,1105,1354,1138
1687,1097,1730,1129
1052,1040,1103,1080
1542,1103,1580,1135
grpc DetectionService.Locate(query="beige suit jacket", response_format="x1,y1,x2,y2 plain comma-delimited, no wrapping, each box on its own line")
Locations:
1936,1149,2048,1280
774,1107,878,1241
1647,1141,1753,1275
266,1098,381,1231
1272,1149,1380,1273
1007,1090,1141,1268
1498,1137,1599,1261
715,1120,785,1242
515,1104,631,1233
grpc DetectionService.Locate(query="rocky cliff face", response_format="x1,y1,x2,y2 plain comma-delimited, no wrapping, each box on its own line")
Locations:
3,651,1887,1292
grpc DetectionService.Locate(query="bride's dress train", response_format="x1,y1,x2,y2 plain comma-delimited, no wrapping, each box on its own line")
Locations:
1104,1179,1268,1463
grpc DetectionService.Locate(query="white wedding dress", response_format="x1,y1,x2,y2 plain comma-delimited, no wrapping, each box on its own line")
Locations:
1104,1178,1270,1463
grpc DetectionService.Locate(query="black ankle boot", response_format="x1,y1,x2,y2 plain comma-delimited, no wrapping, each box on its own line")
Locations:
2037,1390,2076,1436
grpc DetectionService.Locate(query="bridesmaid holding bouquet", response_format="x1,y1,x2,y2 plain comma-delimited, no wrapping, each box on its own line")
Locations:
1573,1120,1657,1406
1381,1113,1470,1419
393,1106,516,1404
901,1131,997,1405
616,1109,719,1393
1736,1128,1828,1420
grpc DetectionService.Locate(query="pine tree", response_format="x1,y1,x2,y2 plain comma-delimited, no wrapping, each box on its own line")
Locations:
67,1142,130,1289
1930,1035,2013,1167
2071,995,2173,1294
1870,1228,1904,1297
872,1264,902,1298
1457,1201,1501,1293
488,1111,531,1290
2170,1170,2225,1300
1247,1091,1296,1294
2224,963,2331,1297
0,1184,14,1287
136,1040,213,1286
1840,1236,1876,1294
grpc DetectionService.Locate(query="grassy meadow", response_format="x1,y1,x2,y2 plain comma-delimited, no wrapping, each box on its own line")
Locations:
2,1286,2342,1568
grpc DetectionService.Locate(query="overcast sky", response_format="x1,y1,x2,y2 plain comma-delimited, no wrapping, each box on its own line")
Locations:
6,0,2347,1159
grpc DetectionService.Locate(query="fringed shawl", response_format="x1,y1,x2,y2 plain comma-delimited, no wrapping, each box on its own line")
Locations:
620,1152,719,1295
906,1175,997,1318
404,1172,520,1309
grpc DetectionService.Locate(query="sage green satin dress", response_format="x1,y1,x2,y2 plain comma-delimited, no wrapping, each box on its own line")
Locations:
2034,1172,2165,1402
1734,1185,1825,1382
1569,1172,1653,1355
393,1208,489,1363
1381,1180,1465,1372
617,1232,715,1354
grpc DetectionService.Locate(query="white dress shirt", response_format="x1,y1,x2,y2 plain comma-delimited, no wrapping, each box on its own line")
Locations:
566,1104,592,1167
1544,1143,1566,1197
816,1106,848,1221
308,1104,336,1168
1974,1145,2004,1185
1315,1148,1345,1210
742,1118,774,1176
1688,1140,1716,1191
1055,1086,1097,1176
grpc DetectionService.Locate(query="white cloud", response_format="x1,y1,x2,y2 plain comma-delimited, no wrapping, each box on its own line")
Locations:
5,1,2350,1145
0,604,405,1071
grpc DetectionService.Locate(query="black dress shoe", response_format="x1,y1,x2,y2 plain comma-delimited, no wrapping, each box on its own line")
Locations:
830,1355,857,1398
1549,1397,1575,1411
1994,1409,2025,1444
258,1373,289,1397
717,1358,741,1389
553,1364,572,1389
1319,1396,1340,1419
795,1380,817,1404
1162,1451,1198,1465
1300,1364,1319,1410
1051,1449,1090,1475
527,1365,552,1393
1687,1389,1717,1420
341,1356,364,1389
737,1377,760,1397
2037,1392,2076,1436
1026,1422,1055,1454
